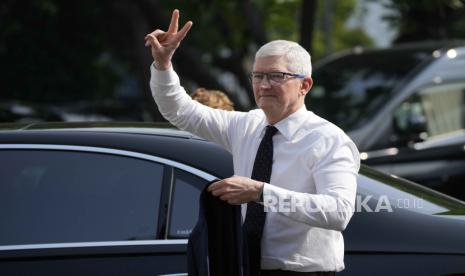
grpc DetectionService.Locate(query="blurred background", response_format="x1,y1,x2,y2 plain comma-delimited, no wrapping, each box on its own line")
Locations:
1,0,465,123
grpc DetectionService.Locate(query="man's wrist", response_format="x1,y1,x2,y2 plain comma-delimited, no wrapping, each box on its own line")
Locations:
154,60,171,71
255,182,265,202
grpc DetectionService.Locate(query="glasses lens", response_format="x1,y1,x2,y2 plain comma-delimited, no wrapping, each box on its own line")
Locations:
268,73,285,83
250,73,264,83
250,72,291,85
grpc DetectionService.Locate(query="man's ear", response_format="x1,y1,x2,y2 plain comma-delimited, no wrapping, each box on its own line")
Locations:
301,77,313,95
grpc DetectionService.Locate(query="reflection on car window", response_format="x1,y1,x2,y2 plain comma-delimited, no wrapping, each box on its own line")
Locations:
0,150,163,246
168,169,206,239
359,166,465,215
396,82,465,138
308,49,432,130
391,81,465,148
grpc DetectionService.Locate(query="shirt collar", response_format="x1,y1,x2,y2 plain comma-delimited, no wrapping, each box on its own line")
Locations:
259,105,309,141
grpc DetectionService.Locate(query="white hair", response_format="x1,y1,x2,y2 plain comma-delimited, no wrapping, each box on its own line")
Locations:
255,40,312,77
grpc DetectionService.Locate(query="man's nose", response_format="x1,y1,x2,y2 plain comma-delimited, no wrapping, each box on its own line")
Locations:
259,75,272,88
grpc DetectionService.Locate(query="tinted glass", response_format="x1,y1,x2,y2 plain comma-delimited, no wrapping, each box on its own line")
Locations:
394,81,465,139
0,149,163,245
307,48,433,130
168,169,207,238
359,166,465,215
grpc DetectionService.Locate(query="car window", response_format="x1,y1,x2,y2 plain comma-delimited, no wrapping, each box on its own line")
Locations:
308,48,433,130
168,169,208,239
359,166,465,215
0,149,163,246
394,81,465,143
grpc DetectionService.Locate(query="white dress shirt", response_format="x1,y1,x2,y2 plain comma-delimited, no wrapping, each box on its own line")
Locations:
150,64,360,272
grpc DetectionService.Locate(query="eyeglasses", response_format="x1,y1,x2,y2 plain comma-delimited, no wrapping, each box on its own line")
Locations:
248,72,305,85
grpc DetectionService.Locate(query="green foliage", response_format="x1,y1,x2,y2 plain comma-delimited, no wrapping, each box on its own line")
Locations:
0,0,118,103
312,0,373,60
0,0,373,112
377,0,465,42
258,0,301,42
161,0,372,62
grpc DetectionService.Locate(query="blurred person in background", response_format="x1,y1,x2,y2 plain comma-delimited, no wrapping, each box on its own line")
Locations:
191,88,235,111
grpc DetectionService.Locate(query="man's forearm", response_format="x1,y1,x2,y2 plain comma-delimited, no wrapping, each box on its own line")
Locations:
150,63,191,122
149,63,236,151
262,175,357,232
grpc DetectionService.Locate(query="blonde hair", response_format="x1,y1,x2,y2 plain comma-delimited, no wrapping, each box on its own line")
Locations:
191,88,235,111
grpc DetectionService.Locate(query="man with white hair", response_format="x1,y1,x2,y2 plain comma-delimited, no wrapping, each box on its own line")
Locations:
145,9,360,276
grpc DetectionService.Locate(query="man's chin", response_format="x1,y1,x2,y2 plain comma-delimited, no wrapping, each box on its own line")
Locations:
258,102,279,114
258,102,272,110
258,98,277,107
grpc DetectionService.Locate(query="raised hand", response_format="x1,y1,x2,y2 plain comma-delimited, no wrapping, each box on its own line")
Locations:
145,9,193,70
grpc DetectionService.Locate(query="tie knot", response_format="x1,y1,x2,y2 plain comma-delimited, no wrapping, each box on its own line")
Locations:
264,125,278,138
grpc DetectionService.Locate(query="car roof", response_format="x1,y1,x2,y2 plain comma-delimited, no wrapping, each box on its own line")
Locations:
0,121,198,138
314,39,465,68
0,121,233,179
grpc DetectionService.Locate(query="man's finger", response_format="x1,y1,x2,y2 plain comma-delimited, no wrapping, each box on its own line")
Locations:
220,192,240,201
168,9,179,33
176,21,193,42
212,188,228,197
207,179,224,192
212,185,243,197
220,194,233,201
148,29,167,39
146,34,162,50
210,184,228,195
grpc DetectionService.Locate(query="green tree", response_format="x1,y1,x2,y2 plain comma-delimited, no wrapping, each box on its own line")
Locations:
379,0,465,43
312,0,373,60
0,0,118,102
0,0,373,121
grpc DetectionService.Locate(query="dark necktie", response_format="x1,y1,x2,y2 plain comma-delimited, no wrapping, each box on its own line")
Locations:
244,125,278,276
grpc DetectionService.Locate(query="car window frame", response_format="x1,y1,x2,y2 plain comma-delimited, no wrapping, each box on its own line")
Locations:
165,168,211,239
0,144,218,257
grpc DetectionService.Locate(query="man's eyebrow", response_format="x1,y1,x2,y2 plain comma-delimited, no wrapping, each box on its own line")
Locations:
253,70,286,73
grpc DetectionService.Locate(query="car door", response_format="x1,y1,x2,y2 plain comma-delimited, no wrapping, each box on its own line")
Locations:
342,166,465,275
0,145,214,276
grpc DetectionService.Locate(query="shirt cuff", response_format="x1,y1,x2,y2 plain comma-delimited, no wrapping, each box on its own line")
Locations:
256,182,265,203
262,183,301,212
262,183,284,206
150,62,180,86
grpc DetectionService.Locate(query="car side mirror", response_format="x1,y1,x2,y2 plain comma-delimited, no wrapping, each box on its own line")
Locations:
405,113,427,144
393,104,428,147
407,113,426,134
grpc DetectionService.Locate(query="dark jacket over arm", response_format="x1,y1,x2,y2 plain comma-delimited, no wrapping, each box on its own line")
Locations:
187,183,249,276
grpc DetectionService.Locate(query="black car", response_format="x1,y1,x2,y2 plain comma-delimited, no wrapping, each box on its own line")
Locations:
307,41,465,198
1,122,465,275
361,138,465,201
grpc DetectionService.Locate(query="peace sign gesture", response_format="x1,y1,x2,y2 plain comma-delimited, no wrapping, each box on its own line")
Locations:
145,9,193,70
